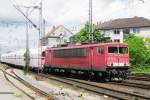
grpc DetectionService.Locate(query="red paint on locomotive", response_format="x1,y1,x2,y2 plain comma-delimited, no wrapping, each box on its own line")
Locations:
44,43,129,80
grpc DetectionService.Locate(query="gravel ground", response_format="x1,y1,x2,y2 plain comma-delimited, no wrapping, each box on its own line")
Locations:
15,69,115,100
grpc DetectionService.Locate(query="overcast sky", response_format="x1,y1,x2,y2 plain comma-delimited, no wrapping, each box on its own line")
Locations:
0,0,150,52
0,0,150,26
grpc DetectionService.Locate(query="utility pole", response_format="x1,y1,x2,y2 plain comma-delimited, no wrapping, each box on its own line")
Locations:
89,0,93,43
14,5,31,73
43,19,46,38
12,0,44,74
38,1,43,74
0,45,2,62
25,8,30,73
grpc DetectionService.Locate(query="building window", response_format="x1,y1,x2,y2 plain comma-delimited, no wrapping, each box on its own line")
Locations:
123,28,130,34
133,28,140,33
103,31,109,37
56,38,60,42
114,39,120,43
114,29,120,34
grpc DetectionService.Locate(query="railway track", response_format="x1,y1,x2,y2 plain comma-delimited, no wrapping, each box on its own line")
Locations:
1,64,150,100
39,73,150,100
110,79,150,90
128,75,150,81
1,67,54,100
1,68,35,100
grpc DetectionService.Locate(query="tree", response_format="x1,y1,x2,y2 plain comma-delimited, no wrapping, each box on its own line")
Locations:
76,22,112,43
124,34,150,65
24,49,30,74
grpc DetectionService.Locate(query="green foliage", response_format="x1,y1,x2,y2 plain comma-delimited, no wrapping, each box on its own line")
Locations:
145,37,150,43
24,49,30,74
144,37,150,62
76,22,112,43
130,65,150,74
124,34,150,65
145,37,150,49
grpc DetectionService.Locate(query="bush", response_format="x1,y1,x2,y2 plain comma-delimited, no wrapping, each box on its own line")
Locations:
130,65,150,74
124,34,150,65
24,50,30,74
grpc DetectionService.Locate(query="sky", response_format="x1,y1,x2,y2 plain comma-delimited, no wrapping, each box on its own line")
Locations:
0,0,150,52
0,0,150,26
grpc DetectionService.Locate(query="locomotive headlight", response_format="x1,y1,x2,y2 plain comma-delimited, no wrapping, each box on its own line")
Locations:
107,62,114,66
124,63,130,66
107,62,111,66
111,63,113,66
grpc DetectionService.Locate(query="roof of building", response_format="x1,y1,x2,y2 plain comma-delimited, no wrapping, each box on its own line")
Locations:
96,17,150,30
46,25,74,37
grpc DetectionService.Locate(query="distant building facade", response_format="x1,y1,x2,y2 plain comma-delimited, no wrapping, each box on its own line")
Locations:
41,25,74,47
96,17,150,43
69,35,77,45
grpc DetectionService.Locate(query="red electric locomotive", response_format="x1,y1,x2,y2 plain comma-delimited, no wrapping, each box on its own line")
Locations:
43,43,129,81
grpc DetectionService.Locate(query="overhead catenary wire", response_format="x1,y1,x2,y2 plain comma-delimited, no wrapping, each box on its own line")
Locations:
9,0,43,74
10,0,39,30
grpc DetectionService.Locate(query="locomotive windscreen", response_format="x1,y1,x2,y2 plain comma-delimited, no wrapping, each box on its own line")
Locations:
108,47,128,54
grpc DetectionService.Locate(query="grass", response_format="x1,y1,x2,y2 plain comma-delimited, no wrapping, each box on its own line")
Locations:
14,93,23,98
129,65,150,74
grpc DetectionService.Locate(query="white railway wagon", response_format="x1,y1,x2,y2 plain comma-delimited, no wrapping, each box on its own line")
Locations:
0,47,47,70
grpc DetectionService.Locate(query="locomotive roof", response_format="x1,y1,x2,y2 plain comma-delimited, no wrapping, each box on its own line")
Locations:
48,43,128,50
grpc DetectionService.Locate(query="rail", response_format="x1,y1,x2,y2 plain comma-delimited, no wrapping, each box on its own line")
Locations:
0,67,54,100
39,74,150,100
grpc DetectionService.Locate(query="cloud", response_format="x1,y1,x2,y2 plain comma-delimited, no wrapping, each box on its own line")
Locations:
0,0,150,25
1,0,150,52
43,0,150,25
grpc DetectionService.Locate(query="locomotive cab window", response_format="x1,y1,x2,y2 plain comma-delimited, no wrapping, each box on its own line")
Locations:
119,47,128,54
98,46,104,55
108,47,118,54
108,47,128,54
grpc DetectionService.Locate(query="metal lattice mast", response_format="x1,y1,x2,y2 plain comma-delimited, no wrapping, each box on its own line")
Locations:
38,0,43,74
89,0,93,43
